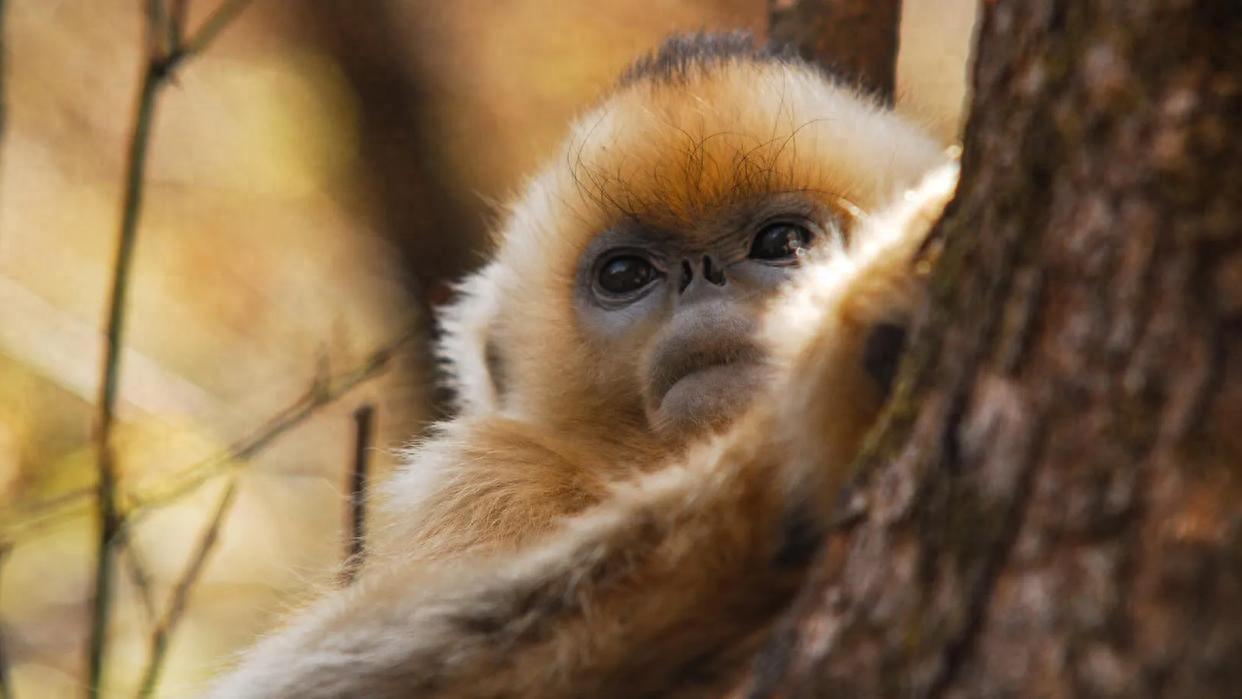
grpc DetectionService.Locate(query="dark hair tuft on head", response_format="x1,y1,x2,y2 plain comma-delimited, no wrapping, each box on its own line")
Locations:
619,31,793,87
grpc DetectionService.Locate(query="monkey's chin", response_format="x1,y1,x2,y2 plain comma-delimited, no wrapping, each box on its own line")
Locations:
651,362,769,437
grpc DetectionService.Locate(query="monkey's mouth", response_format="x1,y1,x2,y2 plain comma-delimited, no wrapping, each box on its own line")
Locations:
649,343,766,405
646,340,769,433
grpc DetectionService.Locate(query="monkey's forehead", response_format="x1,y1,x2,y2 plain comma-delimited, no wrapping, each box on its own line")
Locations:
548,59,945,232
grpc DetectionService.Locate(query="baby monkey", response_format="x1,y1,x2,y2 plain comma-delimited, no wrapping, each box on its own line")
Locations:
208,33,955,698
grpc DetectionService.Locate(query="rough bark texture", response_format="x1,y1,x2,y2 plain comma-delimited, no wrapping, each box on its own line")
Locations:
768,0,901,103
743,2,1242,697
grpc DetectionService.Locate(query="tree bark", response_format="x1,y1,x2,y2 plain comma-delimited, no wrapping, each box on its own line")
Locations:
768,0,901,103
743,2,1242,697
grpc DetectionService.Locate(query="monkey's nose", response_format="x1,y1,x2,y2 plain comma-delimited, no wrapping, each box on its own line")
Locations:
679,255,727,294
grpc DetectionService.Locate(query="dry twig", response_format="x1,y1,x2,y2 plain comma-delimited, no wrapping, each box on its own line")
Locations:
1,328,415,546
0,544,12,699
118,531,159,626
124,328,409,694
343,405,375,584
86,2,255,694
134,476,240,698
0,0,8,224
0,2,11,689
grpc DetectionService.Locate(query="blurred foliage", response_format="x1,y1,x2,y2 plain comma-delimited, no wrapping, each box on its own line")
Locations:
0,1,973,697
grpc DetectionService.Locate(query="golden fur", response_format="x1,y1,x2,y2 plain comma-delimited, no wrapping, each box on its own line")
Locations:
207,34,956,698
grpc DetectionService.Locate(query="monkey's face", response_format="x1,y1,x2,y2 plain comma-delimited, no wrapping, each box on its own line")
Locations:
464,56,946,442
573,195,845,437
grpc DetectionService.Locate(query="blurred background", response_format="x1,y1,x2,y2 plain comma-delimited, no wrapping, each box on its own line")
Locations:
0,1,975,696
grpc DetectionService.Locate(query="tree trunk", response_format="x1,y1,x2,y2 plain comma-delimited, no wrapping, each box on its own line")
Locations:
768,0,902,103
743,2,1242,697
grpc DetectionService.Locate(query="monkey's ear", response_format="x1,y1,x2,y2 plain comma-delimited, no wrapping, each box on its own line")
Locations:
436,262,507,417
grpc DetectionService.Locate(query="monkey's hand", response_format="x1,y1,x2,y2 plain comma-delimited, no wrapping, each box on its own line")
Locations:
760,163,958,510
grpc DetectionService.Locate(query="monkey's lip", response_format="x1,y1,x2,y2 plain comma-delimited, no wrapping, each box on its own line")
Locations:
648,342,767,407
653,360,769,434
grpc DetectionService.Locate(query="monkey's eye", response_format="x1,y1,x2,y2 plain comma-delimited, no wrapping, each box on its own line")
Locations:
597,254,658,296
749,223,812,262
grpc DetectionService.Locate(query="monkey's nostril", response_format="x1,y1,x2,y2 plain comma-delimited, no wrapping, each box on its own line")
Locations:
680,260,693,293
703,256,725,286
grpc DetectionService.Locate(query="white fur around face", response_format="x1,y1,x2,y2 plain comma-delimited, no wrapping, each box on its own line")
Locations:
436,262,507,417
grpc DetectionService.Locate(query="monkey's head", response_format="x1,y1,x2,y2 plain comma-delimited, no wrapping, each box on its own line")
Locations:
439,33,945,443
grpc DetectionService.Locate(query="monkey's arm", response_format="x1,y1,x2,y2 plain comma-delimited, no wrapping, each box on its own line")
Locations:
207,167,956,699
208,429,801,699
367,418,617,563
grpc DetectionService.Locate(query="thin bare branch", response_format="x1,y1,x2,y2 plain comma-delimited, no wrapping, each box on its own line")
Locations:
87,52,163,699
343,404,375,585
1,328,415,547
85,2,255,693
168,0,189,49
147,0,173,58
0,0,7,226
0,52,10,699
0,487,94,539
180,0,255,58
0,543,12,699
134,476,240,699
127,329,414,519
118,530,158,626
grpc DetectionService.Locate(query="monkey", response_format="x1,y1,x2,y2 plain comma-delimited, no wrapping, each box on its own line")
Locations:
206,33,956,698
